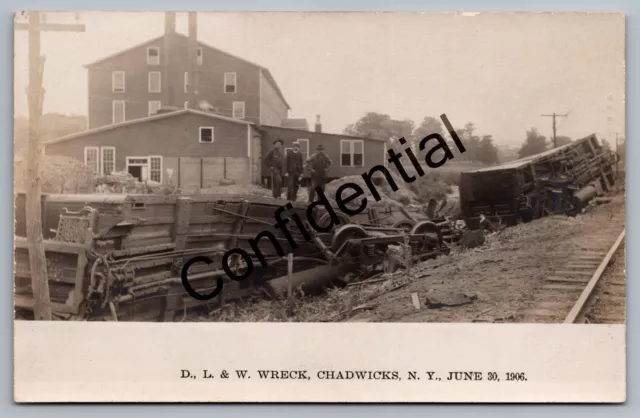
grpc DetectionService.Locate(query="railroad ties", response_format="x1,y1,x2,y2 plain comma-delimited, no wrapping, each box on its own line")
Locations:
521,212,626,324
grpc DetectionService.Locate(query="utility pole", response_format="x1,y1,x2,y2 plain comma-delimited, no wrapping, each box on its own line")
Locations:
541,112,568,148
16,11,85,320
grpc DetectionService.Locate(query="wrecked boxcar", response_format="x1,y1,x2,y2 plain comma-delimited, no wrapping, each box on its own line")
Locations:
459,134,618,229
14,193,447,321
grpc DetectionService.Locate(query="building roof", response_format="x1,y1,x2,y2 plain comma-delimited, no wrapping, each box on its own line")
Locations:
45,109,251,145
281,118,309,130
258,124,386,142
84,33,290,110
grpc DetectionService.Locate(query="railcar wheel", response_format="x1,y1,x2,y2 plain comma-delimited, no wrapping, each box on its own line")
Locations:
410,220,443,248
331,224,368,253
318,211,350,230
392,219,415,231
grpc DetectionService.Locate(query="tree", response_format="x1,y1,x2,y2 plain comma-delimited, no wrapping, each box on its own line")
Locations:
476,135,500,165
344,112,414,143
412,116,443,142
14,113,87,152
556,136,572,146
518,128,548,158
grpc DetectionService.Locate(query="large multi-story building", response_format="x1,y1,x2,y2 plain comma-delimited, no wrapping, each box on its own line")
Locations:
85,15,290,129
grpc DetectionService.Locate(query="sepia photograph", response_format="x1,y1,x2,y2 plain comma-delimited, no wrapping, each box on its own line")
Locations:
13,10,625,325
12,10,626,403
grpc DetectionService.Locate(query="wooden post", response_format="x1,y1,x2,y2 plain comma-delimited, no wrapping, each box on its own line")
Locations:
16,12,85,320
287,253,293,301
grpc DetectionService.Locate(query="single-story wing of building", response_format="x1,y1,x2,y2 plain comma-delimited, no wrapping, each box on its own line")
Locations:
44,108,388,190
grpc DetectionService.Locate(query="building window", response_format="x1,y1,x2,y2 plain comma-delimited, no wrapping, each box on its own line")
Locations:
147,47,160,65
224,72,237,93
340,139,364,167
149,156,163,183
101,146,116,175
112,71,125,93
199,126,214,143
84,146,99,173
148,71,161,93
197,48,203,65
184,101,189,109
148,100,161,116
232,101,245,119
297,139,309,160
184,72,189,93
112,100,125,124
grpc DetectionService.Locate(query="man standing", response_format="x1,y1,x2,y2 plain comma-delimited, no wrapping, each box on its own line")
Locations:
264,139,285,199
306,143,332,202
285,141,304,201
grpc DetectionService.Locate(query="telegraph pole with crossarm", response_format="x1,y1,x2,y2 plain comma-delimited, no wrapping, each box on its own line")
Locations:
16,11,85,320
541,112,569,149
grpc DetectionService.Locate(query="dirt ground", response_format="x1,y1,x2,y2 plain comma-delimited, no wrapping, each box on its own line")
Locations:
193,193,625,323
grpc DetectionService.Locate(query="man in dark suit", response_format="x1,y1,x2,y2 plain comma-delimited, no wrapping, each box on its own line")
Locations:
285,141,304,201
306,143,332,202
264,139,285,199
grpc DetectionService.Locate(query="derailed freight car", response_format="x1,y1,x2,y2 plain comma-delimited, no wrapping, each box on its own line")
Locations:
14,192,446,321
459,134,618,229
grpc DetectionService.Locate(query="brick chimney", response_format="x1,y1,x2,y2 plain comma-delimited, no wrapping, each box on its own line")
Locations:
163,12,177,107
315,115,322,133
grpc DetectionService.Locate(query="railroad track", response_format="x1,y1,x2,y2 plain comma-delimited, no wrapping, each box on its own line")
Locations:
522,209,626,324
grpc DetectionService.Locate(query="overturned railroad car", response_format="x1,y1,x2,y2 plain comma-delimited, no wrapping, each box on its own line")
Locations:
14,193,445,321
459,134,618,229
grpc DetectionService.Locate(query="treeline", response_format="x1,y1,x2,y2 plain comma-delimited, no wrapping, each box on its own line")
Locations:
516,127,573,159
344,112,500,166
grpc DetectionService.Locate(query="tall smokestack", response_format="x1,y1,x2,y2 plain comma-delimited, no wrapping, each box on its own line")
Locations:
162,12,176,107
187,12,199,108
315,115,322,133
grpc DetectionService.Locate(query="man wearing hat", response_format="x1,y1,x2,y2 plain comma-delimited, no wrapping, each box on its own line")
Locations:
264,138,286,199
306,143,332,202
285,140,305,201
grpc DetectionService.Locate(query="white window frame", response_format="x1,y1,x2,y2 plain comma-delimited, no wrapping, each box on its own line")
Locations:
340,139,365,167
199,126,215,144
148,71,161,93
112,70,125,93
148,100,161,116
84,146,99,173
184,72,189,93
224,72,237,93
112,100,125,124
197,47,203,65
149,155,163,183
125,156,149,181
100,146,116,176
184,101,190,109
147,47,160,65
232,101,245,119
297,139,309,159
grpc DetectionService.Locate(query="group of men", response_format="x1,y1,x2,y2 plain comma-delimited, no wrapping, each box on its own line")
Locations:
263,139,332,203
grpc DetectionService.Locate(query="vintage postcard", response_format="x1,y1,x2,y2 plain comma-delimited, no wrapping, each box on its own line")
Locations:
13,11,625,403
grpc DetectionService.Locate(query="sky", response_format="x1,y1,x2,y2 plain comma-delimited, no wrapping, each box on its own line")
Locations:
13,11,625,147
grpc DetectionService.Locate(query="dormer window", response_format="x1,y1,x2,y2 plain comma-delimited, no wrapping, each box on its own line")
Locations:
224,72,237,93
147,47,160,65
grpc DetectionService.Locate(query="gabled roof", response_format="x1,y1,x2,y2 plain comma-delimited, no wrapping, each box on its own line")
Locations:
258,124,386,142
46,109,251,145
84,33,290,110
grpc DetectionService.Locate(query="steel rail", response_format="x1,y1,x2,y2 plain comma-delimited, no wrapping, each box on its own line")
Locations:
563,228,626,324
